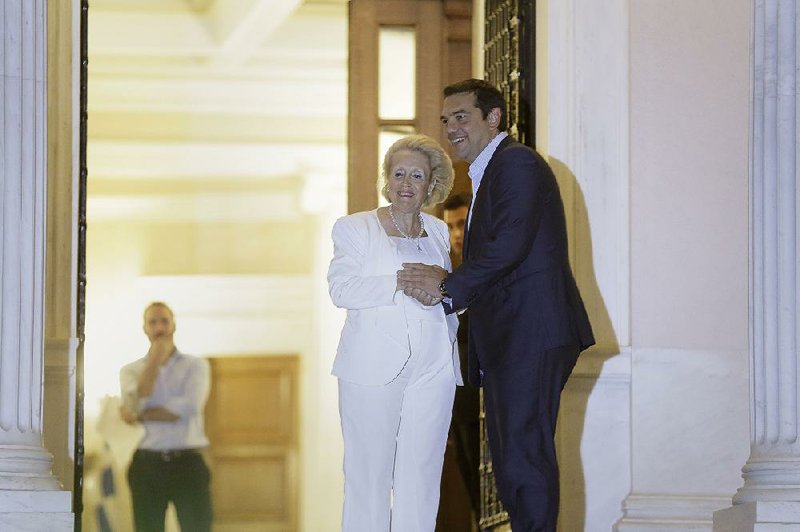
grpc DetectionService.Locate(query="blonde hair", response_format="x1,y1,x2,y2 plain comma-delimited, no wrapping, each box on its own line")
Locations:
379,134,455,208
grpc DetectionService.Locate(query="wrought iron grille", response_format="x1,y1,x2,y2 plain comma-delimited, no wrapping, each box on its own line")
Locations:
484,0,536,147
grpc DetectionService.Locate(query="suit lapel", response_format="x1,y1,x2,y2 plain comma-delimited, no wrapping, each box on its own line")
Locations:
463,136,513,259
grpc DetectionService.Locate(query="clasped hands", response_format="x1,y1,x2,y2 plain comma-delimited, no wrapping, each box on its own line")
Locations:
396,263,448,306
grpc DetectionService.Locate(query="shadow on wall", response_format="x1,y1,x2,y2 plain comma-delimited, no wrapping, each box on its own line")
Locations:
549,157,622,532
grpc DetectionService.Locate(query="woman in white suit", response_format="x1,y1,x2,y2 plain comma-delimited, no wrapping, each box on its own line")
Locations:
328,134,461,532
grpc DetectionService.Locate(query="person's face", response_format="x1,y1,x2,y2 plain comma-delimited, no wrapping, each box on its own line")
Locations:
440,92,500,163
444,205,468,255
143,305,176,344
385,149,432,213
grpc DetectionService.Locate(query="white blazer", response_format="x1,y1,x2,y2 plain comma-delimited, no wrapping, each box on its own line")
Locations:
328,209,462,386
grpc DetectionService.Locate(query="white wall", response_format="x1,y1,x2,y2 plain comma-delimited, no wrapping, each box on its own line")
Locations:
540,0,632,529
536,0,752,529
625,0,751,528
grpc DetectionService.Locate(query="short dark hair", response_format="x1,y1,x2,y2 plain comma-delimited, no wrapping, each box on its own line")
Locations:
443,192,471,212
443,78,507,131
143,301,174,321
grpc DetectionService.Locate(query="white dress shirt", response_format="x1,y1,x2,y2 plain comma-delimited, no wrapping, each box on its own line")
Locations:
120,351,210,451
467,131,508,228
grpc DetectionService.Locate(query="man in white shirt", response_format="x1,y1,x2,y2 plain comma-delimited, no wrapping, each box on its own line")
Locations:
120,302,212,532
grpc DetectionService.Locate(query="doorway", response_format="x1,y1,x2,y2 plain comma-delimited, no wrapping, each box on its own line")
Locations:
80,1,349,530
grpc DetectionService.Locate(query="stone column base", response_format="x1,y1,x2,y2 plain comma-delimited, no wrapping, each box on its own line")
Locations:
0,491,73,531
714,501,800,531
615,494,729,531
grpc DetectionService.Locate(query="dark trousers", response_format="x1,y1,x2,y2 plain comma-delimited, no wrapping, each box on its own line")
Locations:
482,345,579,532
127,449,212,532
451,386,481,519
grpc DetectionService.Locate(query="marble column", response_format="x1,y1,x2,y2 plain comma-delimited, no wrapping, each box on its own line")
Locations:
1,0,73,529
714,1,800,530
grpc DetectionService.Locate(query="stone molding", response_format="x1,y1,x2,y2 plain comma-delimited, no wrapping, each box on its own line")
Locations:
715,501,800,531
618,494,731,530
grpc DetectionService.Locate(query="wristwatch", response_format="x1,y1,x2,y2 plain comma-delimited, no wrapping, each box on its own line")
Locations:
439,279,449,298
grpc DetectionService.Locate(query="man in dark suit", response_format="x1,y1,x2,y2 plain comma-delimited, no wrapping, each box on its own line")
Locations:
399,79,594,531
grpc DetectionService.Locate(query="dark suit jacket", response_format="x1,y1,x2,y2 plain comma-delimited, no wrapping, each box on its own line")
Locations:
445,137,595,386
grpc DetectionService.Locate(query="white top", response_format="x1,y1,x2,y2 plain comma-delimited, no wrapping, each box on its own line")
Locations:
327,209,462,386
120,351,210,451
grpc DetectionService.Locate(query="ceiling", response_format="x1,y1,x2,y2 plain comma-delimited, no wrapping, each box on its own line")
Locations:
89,0,348,119
88,0,349,213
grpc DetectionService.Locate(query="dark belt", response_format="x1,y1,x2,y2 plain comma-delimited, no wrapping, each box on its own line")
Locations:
135,448,202,462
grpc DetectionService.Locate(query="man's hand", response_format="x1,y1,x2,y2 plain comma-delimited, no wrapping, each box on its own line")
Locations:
404,286,442,306
120,405,139,425
398,263,448,303
138,337,176,398
148,336,174,366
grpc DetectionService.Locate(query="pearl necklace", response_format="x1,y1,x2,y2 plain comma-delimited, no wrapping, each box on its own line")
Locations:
389,205,424,251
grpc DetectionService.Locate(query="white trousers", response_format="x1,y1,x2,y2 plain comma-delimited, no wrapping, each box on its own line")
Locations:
338,320,456,532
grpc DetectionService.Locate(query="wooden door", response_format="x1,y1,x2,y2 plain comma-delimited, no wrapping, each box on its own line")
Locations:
205,356,299,532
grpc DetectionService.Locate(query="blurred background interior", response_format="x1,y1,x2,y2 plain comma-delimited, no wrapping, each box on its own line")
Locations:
83,1,348,530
